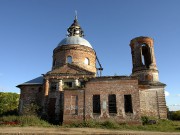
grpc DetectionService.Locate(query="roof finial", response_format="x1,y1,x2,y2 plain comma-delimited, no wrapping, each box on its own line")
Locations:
67,11,84,37
75,10,78,20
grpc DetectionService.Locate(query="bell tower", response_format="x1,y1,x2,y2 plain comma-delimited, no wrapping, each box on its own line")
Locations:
130,36,159,83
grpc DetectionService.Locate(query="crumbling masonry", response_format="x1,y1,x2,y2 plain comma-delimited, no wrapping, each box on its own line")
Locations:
17,16,167,124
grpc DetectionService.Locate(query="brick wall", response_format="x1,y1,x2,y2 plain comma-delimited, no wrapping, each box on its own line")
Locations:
84,77,141,124
52,45,96,73
19,85,43,115
63,89,85,124
139,86,167,119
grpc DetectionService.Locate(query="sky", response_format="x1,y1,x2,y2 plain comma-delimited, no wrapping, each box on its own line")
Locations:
0,0,180,111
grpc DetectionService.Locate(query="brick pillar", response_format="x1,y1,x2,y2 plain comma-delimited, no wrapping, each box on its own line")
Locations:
42,79,49,116
45,79,49,96
58,80,63,91
74,79,79,86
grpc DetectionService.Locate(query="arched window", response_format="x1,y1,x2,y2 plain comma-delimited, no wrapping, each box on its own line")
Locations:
141,44,151,68
67,56,72,63
84,57,90,65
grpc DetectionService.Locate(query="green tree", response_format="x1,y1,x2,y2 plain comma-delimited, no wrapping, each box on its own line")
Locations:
0,92,20,115
171,111,180,120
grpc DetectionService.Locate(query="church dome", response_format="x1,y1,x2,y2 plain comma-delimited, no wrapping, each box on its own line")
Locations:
58,36,93,48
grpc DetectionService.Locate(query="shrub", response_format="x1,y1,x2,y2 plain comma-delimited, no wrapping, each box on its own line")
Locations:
141,116,149,125
0,115,52,127
0,92,19,116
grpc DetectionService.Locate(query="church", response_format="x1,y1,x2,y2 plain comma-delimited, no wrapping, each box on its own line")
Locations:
17,15,167,124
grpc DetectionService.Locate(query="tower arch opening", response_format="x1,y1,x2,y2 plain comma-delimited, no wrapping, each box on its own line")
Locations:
141,44,151,68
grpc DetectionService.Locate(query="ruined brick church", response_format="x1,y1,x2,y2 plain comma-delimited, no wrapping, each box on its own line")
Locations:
17,16,167,124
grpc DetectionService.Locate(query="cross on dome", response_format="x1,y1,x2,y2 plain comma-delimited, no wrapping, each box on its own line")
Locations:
67,12,84,37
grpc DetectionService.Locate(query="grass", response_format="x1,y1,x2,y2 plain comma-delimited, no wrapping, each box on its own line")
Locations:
64,119,180,132
0,115,180,132
0,115,53,127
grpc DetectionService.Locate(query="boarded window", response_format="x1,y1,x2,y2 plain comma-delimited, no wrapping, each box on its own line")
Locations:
108,94,117,113
124,95,133,113
71,95,78,115
67,56,72,63
93,95,101,113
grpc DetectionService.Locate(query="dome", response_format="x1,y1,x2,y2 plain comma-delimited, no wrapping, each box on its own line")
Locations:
58,36,93,48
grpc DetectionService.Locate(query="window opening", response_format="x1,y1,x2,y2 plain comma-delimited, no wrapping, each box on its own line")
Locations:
141,44,151,68
84,58,90,65
64,82,73,88
67,56,72,63
124,95,133,113
93,95,101,113
108,94,117,113
50,82,57,91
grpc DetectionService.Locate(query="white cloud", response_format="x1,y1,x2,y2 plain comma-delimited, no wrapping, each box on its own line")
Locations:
169,104,180,106
165,91,170,97
176,94,180,97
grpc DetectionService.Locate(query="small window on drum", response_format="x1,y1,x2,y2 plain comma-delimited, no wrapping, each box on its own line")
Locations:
84,58,90,65
67,56,72,63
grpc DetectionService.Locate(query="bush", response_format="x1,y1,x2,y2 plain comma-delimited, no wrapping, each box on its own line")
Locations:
0,115,53,127
141,116,157,125
0,92,19,116
141,116,149,125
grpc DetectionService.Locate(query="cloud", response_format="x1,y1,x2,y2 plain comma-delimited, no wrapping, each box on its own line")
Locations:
176,94,180,97
165,91,170,97
169,104,180,106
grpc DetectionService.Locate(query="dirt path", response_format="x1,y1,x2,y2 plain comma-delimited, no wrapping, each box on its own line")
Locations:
0,127,180,135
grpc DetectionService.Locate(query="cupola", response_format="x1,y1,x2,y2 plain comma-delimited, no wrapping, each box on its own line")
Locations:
52,15,96,74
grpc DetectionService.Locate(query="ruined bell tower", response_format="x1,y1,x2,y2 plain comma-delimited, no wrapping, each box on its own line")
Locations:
130,36,167,119
130,36,159,83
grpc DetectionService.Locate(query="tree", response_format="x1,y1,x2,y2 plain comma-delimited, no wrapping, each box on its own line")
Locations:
171,111,180,120
0,92,20,115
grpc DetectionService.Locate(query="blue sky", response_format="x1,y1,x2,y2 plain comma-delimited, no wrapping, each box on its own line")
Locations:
0,0,180,111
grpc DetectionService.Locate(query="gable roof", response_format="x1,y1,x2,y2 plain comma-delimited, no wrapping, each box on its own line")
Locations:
16,76,43,87
46,63,95,76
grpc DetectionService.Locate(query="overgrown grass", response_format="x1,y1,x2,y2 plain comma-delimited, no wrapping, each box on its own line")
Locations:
63,119,180,132
0,115,180,132
0,115,53,127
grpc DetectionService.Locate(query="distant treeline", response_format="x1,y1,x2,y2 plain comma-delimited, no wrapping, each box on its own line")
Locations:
169,111,180,120
0,92,19,116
